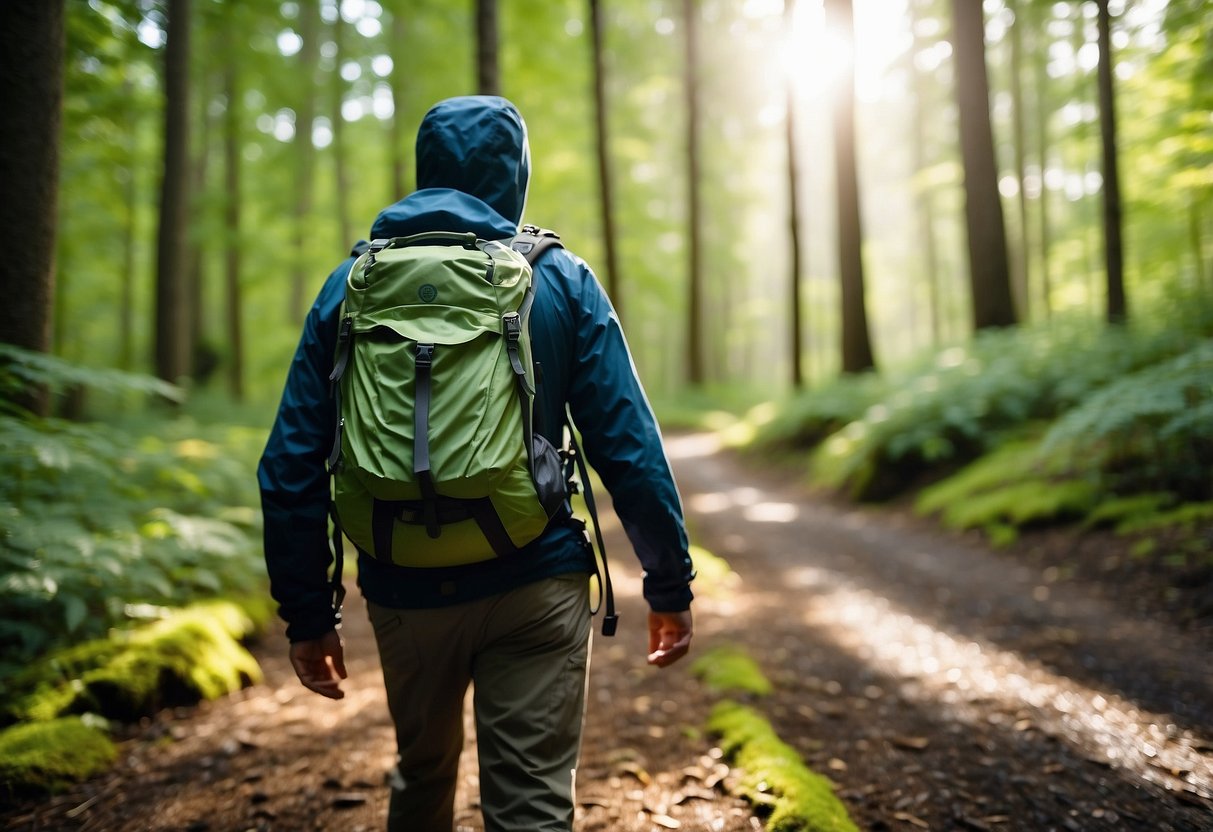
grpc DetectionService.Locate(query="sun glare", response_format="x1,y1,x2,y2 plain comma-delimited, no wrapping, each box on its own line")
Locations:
755,0,912,103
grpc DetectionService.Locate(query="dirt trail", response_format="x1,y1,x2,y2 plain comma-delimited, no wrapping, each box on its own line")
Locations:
6,435,1213,831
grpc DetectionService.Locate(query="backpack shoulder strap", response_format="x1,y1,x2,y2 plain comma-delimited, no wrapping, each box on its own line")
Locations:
512,224,564,267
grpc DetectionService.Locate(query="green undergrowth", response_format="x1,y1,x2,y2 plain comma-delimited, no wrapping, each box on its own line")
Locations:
2,597,270,726
0,597,271,797
708,701,859,832
0,345,270,680
689,544,742,598
692,645,773,696
691,642,857,831
0,716,118,802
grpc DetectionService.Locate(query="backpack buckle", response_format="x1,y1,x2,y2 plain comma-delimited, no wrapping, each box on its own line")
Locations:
415,343,434,368
502,312,521,343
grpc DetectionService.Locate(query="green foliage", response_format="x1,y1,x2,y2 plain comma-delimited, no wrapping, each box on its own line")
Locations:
796,302,1210,500
758,374,888,452
0,343,183,414
691,645,772,697
708,700,859,832
688,544,741,598
0,350,267,679
1040,340,1213,500
4,601,263,726
0,716,117,799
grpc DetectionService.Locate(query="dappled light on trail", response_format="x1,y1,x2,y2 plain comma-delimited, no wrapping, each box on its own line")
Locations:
787,564,1213,802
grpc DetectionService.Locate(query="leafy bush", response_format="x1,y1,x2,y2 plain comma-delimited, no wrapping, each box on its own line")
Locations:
0,347,268,680
808,305,1211,499
757,373,888,451
1040,339,1213,500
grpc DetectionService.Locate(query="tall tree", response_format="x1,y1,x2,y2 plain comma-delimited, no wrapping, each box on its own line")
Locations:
589,0,623,320
0,2,65,380
332,6,354,247
785,0,806,387
1095,0,1126,323
154,0,193,383
223,9,244,400
1030,0,1053,317
827,0,875,374
388,5,409,201
475,0,500,96
289,0,320,322
1007,0,1031,321
950,0,1016,330
908,0,944,346
683,0,705,385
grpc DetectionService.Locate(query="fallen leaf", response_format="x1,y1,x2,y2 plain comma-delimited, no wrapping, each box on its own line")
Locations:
891,736,930,751
828,758,848,772
650,813,681,829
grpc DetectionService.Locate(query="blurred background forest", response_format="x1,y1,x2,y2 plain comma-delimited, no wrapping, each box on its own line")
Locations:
0,0,1210,781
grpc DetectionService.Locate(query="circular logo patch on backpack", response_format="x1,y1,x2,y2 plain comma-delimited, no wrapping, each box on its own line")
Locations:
418,284,438,303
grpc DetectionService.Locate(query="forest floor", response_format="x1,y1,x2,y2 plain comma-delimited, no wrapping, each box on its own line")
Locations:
5,433,1213,832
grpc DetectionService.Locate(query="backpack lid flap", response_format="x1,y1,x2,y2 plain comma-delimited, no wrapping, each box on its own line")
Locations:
353,306,505,346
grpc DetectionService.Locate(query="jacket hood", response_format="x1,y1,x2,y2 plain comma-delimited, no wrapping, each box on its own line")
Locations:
414,95,530,227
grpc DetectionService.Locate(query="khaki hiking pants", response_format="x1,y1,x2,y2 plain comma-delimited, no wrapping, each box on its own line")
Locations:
367,573,592,832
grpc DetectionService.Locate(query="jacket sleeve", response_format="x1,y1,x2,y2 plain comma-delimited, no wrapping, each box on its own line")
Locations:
554,254,695,612
257,259,352,642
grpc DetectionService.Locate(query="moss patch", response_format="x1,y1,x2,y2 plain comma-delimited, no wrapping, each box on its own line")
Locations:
6,599,263,725
708,700,858,832
0,717,117,799
689,544,742,598
691,646,772,697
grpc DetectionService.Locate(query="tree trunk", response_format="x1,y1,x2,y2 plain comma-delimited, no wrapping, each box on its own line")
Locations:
333,6,354,246
187,64,213,380
289,0,319,323
1007,0,1031,322
1095,0,1126,323
154,0,192,383
388,5,409,201
475,0,500,96
908,0,942,347
683,0,704,386
950,0,1016,330
0,2,65,382
589,0,622,319
827,0,875,374
785,0,806,387
120,80,138,373
223,20,244,401
1031,1,1052,318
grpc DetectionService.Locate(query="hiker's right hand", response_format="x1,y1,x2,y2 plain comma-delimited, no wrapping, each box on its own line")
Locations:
647,609,693,667
290,630,348,700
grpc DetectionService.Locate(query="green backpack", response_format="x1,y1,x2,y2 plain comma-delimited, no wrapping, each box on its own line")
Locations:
326,231,567,568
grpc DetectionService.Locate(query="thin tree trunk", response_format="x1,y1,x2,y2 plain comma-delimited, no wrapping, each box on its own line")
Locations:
120,105,138,372
1008,0,1031,322
1095,0,1126,323
333,7,353,245
154,0,192,383
1191,196,1209,291
0,2,65,387
1031,1,1052,318
187,66,212,379
827,0,875,374
683,0,704,386
909,0,942,347
289,0,319,322
589,0,622,319
785,0,805,387
223,23,244,401
388,6,408,201
475,0,500,96
950,0,1016,330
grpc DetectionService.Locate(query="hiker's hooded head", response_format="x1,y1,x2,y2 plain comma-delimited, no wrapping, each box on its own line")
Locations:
414,96,531,228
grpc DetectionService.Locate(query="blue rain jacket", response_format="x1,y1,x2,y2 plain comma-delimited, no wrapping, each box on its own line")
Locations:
258,96,694,642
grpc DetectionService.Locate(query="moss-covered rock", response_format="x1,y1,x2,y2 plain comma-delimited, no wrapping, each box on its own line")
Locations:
5,600,263,725
708,700,858,832
0,716,116,800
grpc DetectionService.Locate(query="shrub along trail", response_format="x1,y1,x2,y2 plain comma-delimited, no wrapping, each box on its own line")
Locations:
5,434,1212,831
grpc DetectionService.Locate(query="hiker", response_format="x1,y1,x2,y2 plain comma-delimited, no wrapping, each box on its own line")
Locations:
258,95,695,832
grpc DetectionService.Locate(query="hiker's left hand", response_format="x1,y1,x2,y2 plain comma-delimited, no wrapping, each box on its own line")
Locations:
290,630,348,699
647,609,693,667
